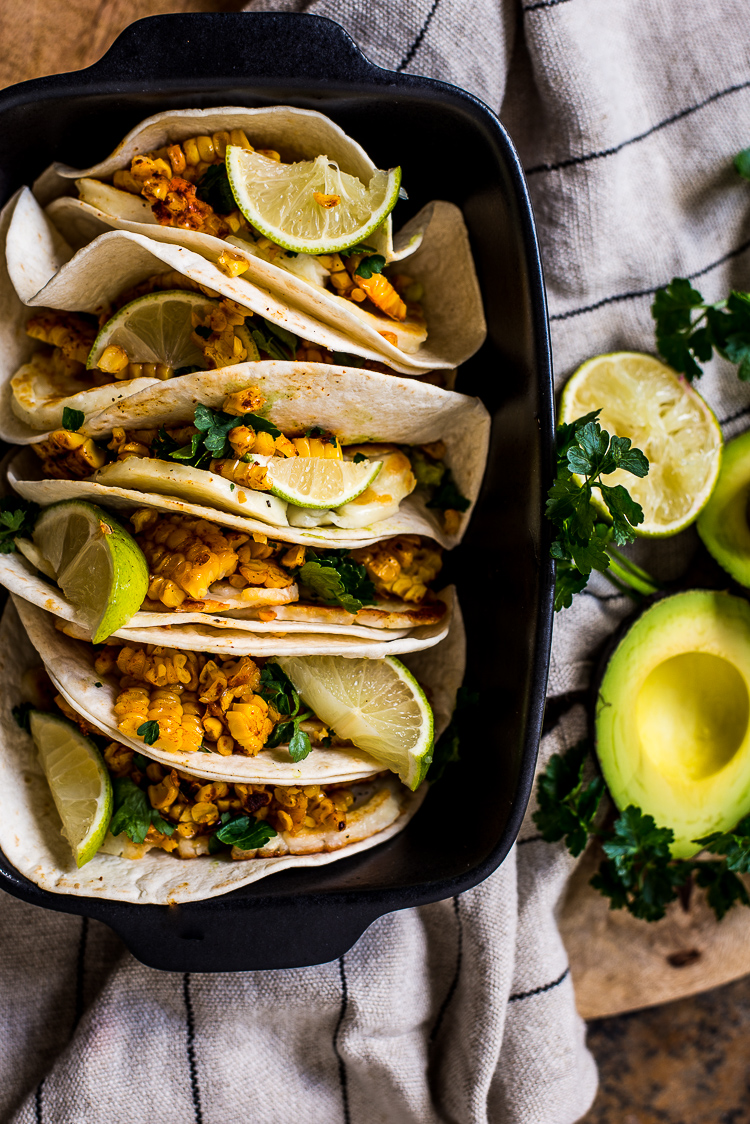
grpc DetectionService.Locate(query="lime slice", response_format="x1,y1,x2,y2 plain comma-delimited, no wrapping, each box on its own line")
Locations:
87,290,215,371
276,655,433,789
29,710,113,867
560,352,723,536
226,146,401,255
263,456,382,509
32,499,149,642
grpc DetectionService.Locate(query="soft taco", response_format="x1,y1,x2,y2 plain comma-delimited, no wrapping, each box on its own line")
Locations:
9,366,489,550
14,591,464,789
29,106,486,372
0,600,432,904
3,190,440,443
0,498,455,654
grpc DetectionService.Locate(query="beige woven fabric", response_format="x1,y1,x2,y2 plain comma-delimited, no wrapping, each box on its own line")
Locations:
4,1,750,1121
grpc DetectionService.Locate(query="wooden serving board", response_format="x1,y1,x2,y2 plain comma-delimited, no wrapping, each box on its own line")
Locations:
559,842,750,1019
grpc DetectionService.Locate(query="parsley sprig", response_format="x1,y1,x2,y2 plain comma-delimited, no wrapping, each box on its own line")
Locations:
0,498,39,554
651,279,750,381
208,811,277,854
154,404,281,469
257,664,313,761
535,741,750,922
295,551,376,614
109,777,174,844
546,411,656,610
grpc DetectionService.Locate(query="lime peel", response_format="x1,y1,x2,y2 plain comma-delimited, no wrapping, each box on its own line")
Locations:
226,146,401,255
29,710,113,867
87,290,214,371
277,654,433,790
560,351,723,537
32,499,149,642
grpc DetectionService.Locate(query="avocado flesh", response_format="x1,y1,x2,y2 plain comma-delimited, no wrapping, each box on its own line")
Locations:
697,428,750,585
596,590,750,858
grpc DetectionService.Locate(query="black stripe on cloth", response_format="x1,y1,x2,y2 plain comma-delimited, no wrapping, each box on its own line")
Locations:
34,1080,43,1124
333,957,351,1124
397,0,441,71
720,404,750,427
526,77,750,175
182,973,203,1124
524,0,573,11
509,966,570,1002
73,916,89,1030
517,834,544,845
429,896,463,1043
549,235,750,322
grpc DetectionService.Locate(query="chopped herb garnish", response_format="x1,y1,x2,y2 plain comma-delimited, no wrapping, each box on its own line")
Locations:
296,551,376,614
195,163,236,214
109,777,175,844
257,664,312,761
209,813,277,854
61,407,85,432
352,452,368,464
0,498,39,555
137,720,160,746
354,255,386,279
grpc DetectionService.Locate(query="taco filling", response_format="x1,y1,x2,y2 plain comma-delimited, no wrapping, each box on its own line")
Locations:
75,129,425,339
12,270,392,432
29,386,469,534
51,693,401,860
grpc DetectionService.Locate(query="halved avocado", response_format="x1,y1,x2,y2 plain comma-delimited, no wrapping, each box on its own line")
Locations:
697,428,750,585
596,590,750,857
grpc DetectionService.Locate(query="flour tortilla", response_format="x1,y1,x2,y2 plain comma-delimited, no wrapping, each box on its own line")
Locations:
0,550,454,653
0,599,427,904
30,105,484,369
13,591,465,787
10,365,489,550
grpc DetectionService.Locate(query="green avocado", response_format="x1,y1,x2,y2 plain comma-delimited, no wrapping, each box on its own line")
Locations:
596,590,750,857
697,428,750,585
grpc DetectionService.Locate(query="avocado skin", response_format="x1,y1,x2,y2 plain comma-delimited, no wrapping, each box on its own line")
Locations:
595,590,750,858
698,428,750,586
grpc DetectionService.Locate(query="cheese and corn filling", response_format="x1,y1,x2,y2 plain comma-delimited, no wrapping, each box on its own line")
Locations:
93,642,334,758
22,277,357,395
86,131,424,324
54,693,356,859
128,509,443,613
103,740,356,858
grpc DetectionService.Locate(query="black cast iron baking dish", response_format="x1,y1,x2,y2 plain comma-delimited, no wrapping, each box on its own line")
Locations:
0,11,554,971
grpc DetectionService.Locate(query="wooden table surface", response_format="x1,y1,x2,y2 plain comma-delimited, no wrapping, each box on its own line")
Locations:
3,3,749,1120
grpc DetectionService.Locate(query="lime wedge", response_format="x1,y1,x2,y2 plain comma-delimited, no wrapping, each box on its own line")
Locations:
32,499,149,642
276,655,433,790
264,456,382,509
87,290,215,371
29,710,113,867
226,146,401,255
560,352,723,536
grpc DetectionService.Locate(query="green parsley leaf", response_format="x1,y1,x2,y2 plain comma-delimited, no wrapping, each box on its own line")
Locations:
354,255,386,279
109,777,175,844
212,813,277,852
595,805,685,922
694,814,750,872
425,468,470,513
12,702,32,732
0,497,39,554
61,407,85,432
195,163,236,214
296,552,376,614
546,413,650,608
137,720,160,746
693,862,750,920
532,740,605,857
352,452,368,463
288,725,312,762
735,147,750,181
257,664,313,759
